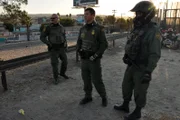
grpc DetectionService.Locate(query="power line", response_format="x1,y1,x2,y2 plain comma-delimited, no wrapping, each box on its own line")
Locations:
112,10,117,16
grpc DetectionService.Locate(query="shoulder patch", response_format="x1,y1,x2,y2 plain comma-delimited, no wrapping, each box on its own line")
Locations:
43,27,46,32
92,29,95,35
155,32,161,40
81,32,85,38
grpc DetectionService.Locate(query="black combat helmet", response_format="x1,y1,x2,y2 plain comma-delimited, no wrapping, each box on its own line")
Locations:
131,1,155,13
131,1,156,27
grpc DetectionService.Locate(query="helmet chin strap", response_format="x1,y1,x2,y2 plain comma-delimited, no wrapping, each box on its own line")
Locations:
133,9,154,28
144,9,154,20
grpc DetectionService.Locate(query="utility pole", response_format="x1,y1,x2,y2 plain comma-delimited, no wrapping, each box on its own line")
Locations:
112,10,117,17
173,2,179,30
112,10,117,28
120,13,125,33
164,0,169,28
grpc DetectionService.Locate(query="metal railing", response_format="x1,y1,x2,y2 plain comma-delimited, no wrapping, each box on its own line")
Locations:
0,45,76,91
0,33,127,91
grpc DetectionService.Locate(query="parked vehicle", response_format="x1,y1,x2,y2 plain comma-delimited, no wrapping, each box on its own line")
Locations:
161,28,179,50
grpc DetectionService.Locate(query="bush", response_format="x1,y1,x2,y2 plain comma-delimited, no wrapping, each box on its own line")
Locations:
60,18,75,27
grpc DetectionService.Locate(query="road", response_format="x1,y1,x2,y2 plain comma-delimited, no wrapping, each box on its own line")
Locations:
0,38,179,120
0,37,78,51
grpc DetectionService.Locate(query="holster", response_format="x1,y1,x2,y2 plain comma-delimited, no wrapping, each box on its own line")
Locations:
48,45,52,51
79,50,95,59
51,43,64,51
123,54,132,65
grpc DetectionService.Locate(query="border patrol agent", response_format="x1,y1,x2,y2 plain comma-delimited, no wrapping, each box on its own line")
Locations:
77,8,108,107
114,1,161,120
40,14,69,85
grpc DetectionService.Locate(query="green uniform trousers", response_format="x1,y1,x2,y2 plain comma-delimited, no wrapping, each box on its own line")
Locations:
122,64,150,108
50,48,68,80
81,58,106,98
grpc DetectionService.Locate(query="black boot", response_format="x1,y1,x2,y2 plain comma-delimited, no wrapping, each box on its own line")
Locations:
114,101,130,113
102,97,108,107
53,78,59,85
124,106,141,120
79,97,93,105
60,73,69,79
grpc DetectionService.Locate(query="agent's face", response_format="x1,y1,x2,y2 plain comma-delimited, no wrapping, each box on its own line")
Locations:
51,14,59,24
136,11,143,18
84,10,95,23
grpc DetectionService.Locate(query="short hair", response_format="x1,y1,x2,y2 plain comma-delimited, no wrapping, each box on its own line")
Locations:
52,14,58,18
85,8,95,15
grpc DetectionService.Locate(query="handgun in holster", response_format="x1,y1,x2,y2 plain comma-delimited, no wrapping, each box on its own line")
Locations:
79,50,94,59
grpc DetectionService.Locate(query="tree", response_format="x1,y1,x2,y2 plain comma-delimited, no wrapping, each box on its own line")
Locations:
0,0,28,24
11,0,28,4
57,13,60,16
116,17,128,31
19,10,32,41
103,15,116,26
0,0,32,41
0,2,21,25
95,16,103,24
57,12,60,18
60,18,75,27
3,23,14,32
127,17,133,30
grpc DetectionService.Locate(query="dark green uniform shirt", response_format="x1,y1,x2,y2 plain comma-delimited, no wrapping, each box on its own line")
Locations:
77,21,108,57
125,22,161,73
144,23,161,73
40,23,67,49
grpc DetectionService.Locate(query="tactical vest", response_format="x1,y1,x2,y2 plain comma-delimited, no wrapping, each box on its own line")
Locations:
49,25,65,44
80,26,98,52
125,28,145,61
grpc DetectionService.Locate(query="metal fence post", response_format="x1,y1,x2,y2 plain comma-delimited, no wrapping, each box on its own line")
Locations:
1,71,8,91
113,39,115,48
112,34,116,48
76,51,79,62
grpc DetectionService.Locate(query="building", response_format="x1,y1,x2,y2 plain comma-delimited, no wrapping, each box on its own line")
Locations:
0,22,9,42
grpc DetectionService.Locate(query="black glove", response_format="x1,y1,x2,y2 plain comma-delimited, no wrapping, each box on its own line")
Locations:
64,42,68,49
141,71,152,84
89,53,98,61
78,49,86,59
47,44,52,51
64,42,68,52
123,54,132,65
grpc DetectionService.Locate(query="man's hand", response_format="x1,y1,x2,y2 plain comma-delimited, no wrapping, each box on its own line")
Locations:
64,42,68,48
78,49,85,59
141,71,152,84
64,42,68,51
90,54,98,61
123,56,129,64
47,44,52,51
123,54,132,65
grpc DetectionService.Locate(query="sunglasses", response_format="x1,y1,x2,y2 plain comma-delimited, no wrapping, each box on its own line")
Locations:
51,17,57,20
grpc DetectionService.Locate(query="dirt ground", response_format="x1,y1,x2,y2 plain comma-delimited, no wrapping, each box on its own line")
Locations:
0,38,180,120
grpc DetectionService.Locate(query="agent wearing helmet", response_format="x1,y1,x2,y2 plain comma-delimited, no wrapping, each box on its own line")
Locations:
114,1,161,120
